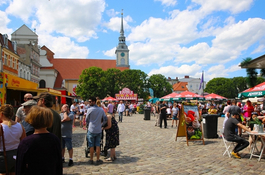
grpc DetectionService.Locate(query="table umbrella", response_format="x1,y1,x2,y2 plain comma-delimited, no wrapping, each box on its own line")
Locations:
238,82,265,98
204,93,227,100
159,92,178,101
102,96,118,102
172,91,204,100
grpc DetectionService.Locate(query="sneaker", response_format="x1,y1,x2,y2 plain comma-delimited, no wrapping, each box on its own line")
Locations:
68,159,74,166
88,160,94,165
95,159,103,165
231,151,241,159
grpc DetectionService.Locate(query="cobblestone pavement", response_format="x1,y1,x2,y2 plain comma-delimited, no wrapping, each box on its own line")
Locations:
63,114,265,175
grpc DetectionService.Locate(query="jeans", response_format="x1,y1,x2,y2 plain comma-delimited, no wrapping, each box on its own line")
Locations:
160,113,167,128
227,134,249,153
119,112,123,122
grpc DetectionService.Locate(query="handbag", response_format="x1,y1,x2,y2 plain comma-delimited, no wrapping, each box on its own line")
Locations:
0,124,9,175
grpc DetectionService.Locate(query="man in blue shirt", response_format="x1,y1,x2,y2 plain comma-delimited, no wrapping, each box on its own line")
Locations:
86,96,107,165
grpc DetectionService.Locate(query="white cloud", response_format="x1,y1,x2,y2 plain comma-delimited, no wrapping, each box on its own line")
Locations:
38,34,89,58
148,64,202,78
103,47,116,57
155,0,177,6
103,14,132,32
192,0,253,14
0,10,12,34
6,0,106,42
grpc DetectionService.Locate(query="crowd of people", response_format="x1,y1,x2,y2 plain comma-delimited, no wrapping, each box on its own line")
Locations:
0,93,144,174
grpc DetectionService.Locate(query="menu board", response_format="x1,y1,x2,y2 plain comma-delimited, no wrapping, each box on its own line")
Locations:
176,104,204,146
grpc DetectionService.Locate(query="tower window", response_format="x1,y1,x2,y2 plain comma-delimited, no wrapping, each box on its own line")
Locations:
121,58,125,65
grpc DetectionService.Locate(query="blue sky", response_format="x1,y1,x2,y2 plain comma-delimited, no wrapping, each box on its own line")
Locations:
1,0,265,82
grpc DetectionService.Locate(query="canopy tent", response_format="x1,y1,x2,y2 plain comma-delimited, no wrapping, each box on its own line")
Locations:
204,93,227,100
159,92,178,101
238,82,265,98
102,96,118,102
242,97,263,103
172,91,204,100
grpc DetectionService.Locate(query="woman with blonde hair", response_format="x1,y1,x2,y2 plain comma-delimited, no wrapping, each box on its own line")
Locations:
0,104,26,175
16,106,62,175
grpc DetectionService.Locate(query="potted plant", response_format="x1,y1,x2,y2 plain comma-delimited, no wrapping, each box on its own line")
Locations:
249,117,264,133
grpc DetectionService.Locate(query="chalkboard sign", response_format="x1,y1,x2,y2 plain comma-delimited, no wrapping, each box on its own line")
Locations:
176,104,205,146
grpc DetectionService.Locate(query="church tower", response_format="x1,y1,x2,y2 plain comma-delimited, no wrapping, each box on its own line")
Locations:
115,10,129,67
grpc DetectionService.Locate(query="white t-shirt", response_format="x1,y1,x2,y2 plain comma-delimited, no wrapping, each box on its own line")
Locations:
166,108,171,114
172,107,179,116
0,123,23,151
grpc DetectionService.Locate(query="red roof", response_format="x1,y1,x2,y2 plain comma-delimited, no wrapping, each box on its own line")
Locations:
41,46,129,88
173,82,188,91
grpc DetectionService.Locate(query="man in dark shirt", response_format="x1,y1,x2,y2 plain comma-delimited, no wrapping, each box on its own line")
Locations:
224,111,254,159
34,92,61,140
227,99,243,136
160,101,168,128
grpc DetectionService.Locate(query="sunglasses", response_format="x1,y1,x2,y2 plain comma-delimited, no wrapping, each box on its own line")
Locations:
88,101,92,103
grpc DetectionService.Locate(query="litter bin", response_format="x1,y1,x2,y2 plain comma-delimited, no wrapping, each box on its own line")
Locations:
202,114,219,138
144,108,151,120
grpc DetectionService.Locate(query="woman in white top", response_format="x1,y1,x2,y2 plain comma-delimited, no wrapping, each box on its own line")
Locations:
171,103,179,128
0,104,26,175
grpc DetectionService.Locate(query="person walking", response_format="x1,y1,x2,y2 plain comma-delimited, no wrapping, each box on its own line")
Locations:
16,106,62,175
171,103,179,128
117,101,125,122
86,97,107,165
60,104,74,167
0,105,26,175
160,101,168,128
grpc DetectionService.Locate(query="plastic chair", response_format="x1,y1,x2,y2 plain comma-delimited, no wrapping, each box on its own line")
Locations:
220,128,235,157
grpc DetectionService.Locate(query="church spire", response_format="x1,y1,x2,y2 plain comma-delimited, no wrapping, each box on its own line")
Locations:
119,9,126,44
120,9,124,37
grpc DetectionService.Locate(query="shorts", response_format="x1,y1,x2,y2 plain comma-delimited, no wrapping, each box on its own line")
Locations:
126,109,129,111
62,137,73,150
172,115,178,120
129,109,132,112
79,115,84,120
0,149,17,173
87,131,102,147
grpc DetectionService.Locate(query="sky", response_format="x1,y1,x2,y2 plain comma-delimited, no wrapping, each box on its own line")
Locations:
1,0,265,82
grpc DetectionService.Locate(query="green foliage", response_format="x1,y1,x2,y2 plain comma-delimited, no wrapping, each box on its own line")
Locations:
76,67,106,100
148,74,172,98
261,69,265,77
231,77,248,96
241,57,258,88
204,77,237,98
76,67,151,100
249,117,262,125
257,77,265,85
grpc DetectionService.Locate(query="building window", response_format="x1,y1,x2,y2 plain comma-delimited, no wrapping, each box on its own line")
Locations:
121,58,125,65
39,80,46,88
10,57,13,68
4,54,7,65
24,71,26,79
27,72,30,80
19,69,22,77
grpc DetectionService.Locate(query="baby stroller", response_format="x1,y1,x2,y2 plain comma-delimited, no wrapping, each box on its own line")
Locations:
84,128,108,158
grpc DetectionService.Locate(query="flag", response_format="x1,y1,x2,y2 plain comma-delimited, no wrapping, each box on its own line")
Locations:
199,72,204,90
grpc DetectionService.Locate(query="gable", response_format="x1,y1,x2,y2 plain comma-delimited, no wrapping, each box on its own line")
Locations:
11,24,38,37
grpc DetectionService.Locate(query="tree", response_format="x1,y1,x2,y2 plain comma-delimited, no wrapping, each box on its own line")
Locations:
148,74,172,98
241,57,258,88
119,69,150,99
231,77,248,96
204,77,236,98
104,68,122,97
76,67,106,100
257,77,265,85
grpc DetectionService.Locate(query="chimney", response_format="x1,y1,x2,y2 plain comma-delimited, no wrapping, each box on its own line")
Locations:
184,75,189,78
168,77,171,80
176,77,178,81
